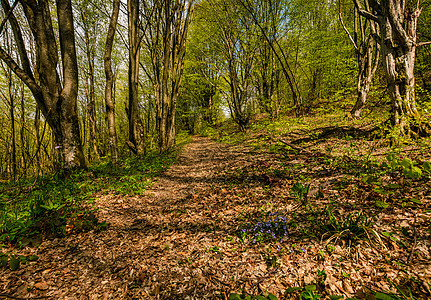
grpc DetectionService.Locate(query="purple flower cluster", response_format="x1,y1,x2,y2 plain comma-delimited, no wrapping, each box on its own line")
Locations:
240,213,289,244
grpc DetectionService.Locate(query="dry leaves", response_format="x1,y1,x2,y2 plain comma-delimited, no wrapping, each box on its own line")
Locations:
1,136,430,299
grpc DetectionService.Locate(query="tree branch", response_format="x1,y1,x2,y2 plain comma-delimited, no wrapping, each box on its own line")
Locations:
339,0,359,51
0,46,40,97
418,41,431,47
352,0,380,22
0,0,19,34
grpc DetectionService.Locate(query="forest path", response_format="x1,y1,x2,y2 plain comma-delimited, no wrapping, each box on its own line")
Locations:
2,135,430,299
3,136,272,299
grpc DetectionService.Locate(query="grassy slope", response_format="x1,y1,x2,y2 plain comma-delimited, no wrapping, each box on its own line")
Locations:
205,109,431,300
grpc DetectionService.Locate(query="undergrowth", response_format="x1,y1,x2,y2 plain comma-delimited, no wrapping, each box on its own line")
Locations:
0,147,183,247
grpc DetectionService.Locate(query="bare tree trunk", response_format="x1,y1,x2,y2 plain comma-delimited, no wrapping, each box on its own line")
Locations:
20,84,27,177
104,0,120,163
8,68,17,181
127,0,140,154
81,11,100,161
34,107,41,176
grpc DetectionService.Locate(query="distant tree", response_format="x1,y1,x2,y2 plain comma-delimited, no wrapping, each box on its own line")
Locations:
238,0,303,114
75,0,102,161
127,0,141,154
141,0,194,152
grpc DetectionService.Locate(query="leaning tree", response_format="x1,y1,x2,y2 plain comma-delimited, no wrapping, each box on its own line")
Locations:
353,0,431,135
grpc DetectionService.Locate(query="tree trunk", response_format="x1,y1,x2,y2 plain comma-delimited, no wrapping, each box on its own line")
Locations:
381,13,418,126
143,0,194,153
81,11,100,161
127,0,140,154
104,0,120,163
0,0,86,169
340,1,380,118
8,68,17,180
354,0,427,134
352,35,380,118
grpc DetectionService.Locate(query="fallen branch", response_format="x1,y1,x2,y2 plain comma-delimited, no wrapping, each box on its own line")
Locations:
276,137,314,155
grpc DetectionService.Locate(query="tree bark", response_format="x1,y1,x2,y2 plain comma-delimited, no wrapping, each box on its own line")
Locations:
104,0,120,163
340,1,380,118
81,11,100,161
127,0,140,154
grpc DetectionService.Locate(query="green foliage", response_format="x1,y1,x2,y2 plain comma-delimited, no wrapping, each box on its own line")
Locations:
0,149,179,245
311,207,371,243
0,252,38,271
383,154,423,180
291,182,310,205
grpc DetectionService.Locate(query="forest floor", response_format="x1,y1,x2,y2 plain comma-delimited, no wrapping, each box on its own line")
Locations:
1,114,431,300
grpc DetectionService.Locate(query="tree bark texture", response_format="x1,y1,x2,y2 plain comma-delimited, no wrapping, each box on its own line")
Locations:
104,0,120,163
127,0,140,154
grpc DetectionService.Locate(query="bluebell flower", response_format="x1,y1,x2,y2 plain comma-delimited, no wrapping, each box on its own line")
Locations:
301,247,306,253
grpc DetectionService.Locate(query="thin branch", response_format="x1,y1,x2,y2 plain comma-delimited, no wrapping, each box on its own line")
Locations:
0,45,40,97
418,41,431,47
339,0,359,51
0,0,19,34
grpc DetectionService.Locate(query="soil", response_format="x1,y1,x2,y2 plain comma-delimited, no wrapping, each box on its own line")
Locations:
1,136,430,299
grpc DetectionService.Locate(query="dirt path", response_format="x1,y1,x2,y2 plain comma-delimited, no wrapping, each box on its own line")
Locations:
1,137,265,299
1,136,430,299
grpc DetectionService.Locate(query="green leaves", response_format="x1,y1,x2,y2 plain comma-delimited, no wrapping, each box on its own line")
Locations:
8,257,20,271
228,293,278,300
0,253,38,271
375,292,396,300
384,154,428,180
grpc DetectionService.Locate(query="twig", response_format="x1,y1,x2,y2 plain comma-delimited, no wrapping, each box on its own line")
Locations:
406,218,418,264
0,294,50,300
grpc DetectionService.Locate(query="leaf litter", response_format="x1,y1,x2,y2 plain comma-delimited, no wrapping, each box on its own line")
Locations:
0,134,430,299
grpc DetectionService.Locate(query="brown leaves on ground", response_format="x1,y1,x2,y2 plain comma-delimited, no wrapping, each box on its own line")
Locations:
0,135,430,299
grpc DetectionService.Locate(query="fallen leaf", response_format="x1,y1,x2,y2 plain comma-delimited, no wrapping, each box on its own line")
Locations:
35,281,49,290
